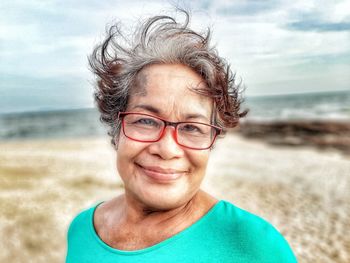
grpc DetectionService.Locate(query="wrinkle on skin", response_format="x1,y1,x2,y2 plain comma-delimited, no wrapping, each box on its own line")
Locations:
129,68,212,123
123,192,196,224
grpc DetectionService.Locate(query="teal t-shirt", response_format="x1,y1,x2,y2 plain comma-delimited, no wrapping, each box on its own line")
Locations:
66,200,297,262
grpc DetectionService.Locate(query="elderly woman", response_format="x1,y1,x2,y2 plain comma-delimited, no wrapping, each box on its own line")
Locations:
66,11,297,263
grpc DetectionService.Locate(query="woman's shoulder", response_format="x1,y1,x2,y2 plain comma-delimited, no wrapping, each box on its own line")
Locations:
67,202,102,237
217,200,287,239
215,200,297,262
218,200,278,229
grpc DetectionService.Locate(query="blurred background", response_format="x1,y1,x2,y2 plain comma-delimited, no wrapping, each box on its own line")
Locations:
0,1,349,262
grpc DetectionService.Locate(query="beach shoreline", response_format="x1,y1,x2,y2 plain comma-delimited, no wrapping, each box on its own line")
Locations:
1,134,350,262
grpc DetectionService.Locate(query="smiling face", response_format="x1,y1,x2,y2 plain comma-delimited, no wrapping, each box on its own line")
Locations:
116,64,213,211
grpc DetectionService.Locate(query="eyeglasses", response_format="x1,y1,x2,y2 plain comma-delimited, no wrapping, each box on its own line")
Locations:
118,112,222,150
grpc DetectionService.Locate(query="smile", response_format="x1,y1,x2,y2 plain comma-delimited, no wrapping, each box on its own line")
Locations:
136,164,187,182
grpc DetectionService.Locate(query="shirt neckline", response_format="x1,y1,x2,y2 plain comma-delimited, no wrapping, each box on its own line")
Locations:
89,200,224,255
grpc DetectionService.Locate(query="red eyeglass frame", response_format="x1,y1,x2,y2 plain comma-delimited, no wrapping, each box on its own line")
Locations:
118,111,222,150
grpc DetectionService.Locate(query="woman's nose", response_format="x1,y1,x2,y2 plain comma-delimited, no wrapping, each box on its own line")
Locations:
148,126,184,159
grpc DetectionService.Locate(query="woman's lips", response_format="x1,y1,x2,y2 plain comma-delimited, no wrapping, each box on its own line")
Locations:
136,164,186,182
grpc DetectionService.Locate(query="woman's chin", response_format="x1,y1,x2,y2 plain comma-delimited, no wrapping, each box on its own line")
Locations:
137,189,192,211
123,165,202,211
128,168,191,210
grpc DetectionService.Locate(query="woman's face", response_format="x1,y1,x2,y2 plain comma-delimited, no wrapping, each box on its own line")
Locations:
116,64,213,210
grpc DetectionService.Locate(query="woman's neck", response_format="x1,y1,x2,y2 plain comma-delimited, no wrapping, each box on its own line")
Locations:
94,190,217,250
120,190,210,226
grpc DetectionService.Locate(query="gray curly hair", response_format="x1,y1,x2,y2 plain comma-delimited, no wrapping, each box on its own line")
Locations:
89,10,247,148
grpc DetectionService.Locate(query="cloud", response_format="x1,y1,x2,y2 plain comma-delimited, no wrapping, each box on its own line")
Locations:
193,0,280,16
286,20,350,32
281,0,350,32
1,0,350,112
218,1,279,16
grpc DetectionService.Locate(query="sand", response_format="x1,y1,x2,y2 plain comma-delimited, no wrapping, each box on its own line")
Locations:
0,134,349,263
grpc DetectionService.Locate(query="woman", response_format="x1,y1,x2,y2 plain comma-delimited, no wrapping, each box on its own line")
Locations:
66,11,297,262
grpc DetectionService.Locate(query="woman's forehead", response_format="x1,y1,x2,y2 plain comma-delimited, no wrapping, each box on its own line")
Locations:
127,64,213,120
128,70,212,121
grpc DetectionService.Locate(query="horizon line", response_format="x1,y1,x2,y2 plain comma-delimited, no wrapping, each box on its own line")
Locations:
1,88,349,115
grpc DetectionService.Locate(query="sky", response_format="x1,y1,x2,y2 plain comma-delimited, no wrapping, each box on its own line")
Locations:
1,0,350,113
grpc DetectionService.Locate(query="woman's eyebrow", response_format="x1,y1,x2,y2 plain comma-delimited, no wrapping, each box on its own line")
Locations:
131,104,209,121
185,114,209,122
131,104,160,114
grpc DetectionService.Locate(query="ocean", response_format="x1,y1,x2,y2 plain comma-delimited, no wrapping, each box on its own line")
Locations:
0,90,349,140
244,89,350,121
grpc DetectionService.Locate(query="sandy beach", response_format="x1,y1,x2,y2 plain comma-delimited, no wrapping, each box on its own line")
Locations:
1,134,349,263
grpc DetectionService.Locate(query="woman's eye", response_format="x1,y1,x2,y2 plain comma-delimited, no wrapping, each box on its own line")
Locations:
181,124,202,133
134,118,158,126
